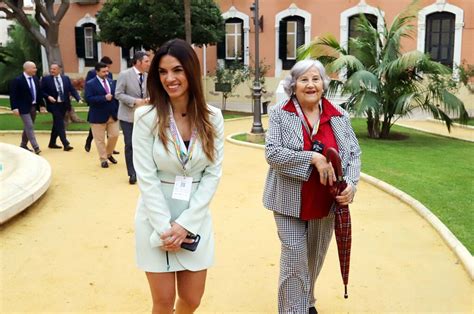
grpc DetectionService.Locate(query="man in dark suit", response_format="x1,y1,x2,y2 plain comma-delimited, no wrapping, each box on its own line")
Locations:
85,62,119,168
10,61,46,154
84,56,118,154
41,62,81,151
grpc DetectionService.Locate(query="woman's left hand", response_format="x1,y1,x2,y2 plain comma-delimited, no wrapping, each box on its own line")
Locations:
160,222,189,252
335,184,354,205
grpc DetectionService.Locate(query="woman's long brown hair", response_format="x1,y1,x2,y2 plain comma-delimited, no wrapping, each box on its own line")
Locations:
147,39,217,162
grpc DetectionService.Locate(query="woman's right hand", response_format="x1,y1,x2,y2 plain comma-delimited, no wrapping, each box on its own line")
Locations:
311,152,336,186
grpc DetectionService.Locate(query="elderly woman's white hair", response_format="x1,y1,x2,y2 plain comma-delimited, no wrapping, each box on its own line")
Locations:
282,59,330,97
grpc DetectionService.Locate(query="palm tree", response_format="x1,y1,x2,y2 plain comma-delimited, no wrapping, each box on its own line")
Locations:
298,1,468,139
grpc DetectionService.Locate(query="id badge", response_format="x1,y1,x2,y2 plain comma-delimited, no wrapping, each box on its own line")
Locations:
172,176,193,201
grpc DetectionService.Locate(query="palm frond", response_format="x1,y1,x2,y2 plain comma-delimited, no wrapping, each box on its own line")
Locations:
325,79,345,99
422,100,454,131
419,58,451,75
385,50,425,79
440,89,469,121
345,70,379,93
346,90,382,116
393,92,422,116
297,34,347,62
382,1,419,64
328,55,364,74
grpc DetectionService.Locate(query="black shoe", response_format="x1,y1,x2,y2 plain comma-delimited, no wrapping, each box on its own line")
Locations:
113,150,120,155
107,155,118,164
64,145,74,151
129,174,137,185
48,144,62,149
20,145,33,152
34,148,41,155
84,142,91,152
309,306,318,314
101,161,109,168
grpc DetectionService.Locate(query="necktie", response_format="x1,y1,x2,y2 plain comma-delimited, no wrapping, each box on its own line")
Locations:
55,76,64,101
102,79,110,94
138,73,144,99
28,77,36,103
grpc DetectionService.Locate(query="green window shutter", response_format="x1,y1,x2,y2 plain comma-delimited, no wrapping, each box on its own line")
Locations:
278,20,287,60
297,20,305,49
240,21,244,63
75,26,85,58
217,38,225,59
92,24,98,61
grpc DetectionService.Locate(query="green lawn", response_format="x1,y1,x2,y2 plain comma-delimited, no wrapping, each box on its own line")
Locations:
0,98,10,107
0,98,84,109
0,112,91,131
233,133,265,145
0,110,248,131
232,118,474,253
453,117,474,126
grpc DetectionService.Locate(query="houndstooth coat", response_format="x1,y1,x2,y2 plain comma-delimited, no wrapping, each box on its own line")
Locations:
263,97,361,218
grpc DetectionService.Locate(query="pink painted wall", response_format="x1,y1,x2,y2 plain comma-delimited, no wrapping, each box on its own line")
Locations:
56,0,473,77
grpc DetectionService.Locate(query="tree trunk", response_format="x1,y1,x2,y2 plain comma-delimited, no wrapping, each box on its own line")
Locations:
1,0,70,71
184,0,192,44
380,116,392,139
44,23,64,68
366,109,381,138
45,43,63,69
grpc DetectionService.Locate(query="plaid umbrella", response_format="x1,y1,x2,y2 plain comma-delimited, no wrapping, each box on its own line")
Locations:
326,147,351,299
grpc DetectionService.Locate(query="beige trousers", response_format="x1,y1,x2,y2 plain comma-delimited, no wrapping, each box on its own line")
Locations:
90,117,119,162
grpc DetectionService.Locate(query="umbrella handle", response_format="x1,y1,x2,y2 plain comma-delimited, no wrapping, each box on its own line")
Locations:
325,147,343,180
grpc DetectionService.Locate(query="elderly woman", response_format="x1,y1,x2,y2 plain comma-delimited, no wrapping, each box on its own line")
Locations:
263,59,361,313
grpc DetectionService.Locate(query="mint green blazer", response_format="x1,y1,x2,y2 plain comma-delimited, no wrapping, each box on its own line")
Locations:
132,104,224,272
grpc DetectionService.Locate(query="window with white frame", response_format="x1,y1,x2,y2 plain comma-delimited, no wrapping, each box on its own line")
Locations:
225,22,242,60
425,12,455,68
279,16,304,70
84,27,94,59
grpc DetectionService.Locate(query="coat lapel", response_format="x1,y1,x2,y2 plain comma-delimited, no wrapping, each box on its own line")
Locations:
281,109,303,146
330,116,349,169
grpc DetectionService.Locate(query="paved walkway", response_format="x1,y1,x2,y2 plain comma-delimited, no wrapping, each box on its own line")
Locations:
0,117,472,313
396,119,474,142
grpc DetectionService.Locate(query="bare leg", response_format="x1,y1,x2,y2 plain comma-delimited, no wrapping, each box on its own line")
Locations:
146,272,176,314
176,270,207,314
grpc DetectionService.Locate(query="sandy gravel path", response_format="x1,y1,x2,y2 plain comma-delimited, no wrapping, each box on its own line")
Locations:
0,117,472,313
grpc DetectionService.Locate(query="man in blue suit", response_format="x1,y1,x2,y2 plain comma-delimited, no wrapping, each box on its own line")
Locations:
41,63,81,151
10,61,46,154
85,62,119,168
83,56,118,154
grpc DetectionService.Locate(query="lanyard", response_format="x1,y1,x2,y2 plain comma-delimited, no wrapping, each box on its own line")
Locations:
292,97,321,139
169,107,197,175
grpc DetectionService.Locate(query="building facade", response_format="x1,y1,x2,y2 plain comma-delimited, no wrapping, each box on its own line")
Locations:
46,0,474,111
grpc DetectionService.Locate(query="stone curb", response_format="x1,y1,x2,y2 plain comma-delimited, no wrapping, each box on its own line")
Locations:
395,123,474,143
227,132,265,150
226,132,474,280
426,118,474,130
0,143,52,224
